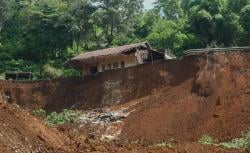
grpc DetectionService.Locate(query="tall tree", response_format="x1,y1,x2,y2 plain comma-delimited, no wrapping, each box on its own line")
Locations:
227,0,250,13
156,0,184,20
70,0,96,50
18,0,73,60
240,5,250,45
92,0,143,46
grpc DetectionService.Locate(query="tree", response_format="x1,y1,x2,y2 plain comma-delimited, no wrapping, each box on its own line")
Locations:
92,0,143,46
199,0,225,15
227,0,250,13
134,10,160,39
214,13,242,46
156,0,184,20
147,19,194,56
241,5,250,33
240,5,250,44
0,0,8,31
70,0,96,51
18,0,73,61
189,9,213,46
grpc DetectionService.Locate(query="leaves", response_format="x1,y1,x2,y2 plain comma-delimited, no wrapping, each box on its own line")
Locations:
1,0,250,78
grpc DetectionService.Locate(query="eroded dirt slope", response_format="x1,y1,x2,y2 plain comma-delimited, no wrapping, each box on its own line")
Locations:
0,101,70,153
0,54,199,112
121,52,250,142
0,51,249,153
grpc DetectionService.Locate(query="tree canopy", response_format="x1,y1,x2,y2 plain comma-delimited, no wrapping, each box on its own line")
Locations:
1,0,250,79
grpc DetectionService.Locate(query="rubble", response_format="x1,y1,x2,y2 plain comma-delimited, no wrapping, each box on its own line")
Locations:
77,108,134,141
78,109,132,125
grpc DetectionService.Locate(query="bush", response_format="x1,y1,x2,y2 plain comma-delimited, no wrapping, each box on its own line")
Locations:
199,135,217,145
219,132,250,149
45,109,80,125
42,64,63,79
33,109,46,117
200,132,250,149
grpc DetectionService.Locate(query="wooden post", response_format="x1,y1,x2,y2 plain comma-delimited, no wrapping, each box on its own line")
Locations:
151,50,154,65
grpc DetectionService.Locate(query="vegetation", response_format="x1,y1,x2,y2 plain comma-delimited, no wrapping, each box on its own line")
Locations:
1,0,250,79
154,142,173,148
33,109,46,117
199,135,217,144
219,132,250,149
45,109,80,125
199,132,250,149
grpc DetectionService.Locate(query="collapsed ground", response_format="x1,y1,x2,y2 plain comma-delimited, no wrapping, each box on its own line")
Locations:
0,51,249,153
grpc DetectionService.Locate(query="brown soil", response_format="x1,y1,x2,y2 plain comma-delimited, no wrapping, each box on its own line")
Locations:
0,54,200,112
0,101,70,153
0,51,249,152
121,52,250,142
1,101,244,153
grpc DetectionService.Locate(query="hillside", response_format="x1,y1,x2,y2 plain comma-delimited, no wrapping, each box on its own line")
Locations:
0,51,249,152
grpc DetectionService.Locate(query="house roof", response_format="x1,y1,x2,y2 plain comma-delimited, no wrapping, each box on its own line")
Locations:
65,41,151,68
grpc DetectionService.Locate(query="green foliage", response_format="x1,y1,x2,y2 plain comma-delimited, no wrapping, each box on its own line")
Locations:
156,0,184,20
227,0,250,13
33,109,46,117
199,132,250,149
199,135,217,144
1,0,250,78
45,109,80,125
241,5,250,33
219,132,250,149
42,64,63,79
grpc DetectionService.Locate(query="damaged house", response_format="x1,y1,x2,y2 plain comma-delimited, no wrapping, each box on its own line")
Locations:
65,42,175,76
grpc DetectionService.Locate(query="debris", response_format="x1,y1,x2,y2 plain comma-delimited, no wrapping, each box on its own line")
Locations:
78,109,133,125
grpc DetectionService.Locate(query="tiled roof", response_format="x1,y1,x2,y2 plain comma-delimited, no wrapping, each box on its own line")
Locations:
71,41,150,61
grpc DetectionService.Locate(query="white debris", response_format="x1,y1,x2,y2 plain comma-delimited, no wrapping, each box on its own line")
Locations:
77,108,134,141
78,109,132,125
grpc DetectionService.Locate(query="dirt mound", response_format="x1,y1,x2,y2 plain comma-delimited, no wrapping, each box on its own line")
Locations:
121,52,250,142
0,101,70,153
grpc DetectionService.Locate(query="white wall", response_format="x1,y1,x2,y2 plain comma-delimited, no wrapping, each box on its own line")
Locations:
97,54,138,72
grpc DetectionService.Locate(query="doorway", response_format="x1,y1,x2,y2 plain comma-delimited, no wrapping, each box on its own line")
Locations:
90,66,98,75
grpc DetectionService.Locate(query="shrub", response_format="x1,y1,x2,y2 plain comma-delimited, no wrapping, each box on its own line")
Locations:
154,143,173,148
219,132,250,149
45,109,80,125
33,109,46,117
42,64,63,79
200,132,250,149
199,135,216,145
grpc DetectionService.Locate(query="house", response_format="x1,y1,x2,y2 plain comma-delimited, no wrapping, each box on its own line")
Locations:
65,42,175,76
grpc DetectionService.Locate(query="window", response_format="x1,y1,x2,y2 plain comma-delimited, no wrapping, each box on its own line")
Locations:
102,65,105,71
113,62,119,69
107,64,111,70
121,61,125,68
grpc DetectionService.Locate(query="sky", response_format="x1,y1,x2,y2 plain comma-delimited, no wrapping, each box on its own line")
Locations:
143,0,156,10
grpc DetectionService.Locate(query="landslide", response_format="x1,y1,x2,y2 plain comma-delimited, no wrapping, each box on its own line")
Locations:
0,51,249,145
0,101,70,153
121,51,250,143
0,55,198,112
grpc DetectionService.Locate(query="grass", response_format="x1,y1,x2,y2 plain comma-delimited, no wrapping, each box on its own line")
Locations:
32,109,46,117
218,132,250,149
199,135,217,145
154,142,173,148
199,132,250,150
